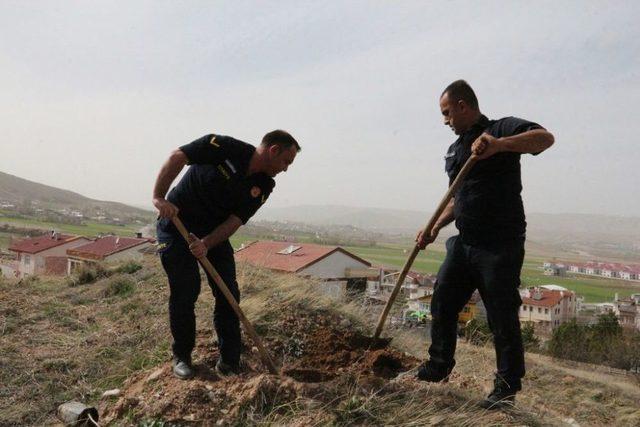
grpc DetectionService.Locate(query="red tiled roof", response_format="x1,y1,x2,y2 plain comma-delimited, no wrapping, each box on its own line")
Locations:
67,236,152,261
9,233,82,254
521,288,571,308
234,240,370,273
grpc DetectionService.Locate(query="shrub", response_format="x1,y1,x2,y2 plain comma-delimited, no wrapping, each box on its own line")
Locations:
463,318,493,345
67,263,109,287
114,260,143,275
102,276,135,298
548,313,640,370
18,275,40,286
521,322,540,351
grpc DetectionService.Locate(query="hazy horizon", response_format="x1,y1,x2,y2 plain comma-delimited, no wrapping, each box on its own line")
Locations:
2,1,638,217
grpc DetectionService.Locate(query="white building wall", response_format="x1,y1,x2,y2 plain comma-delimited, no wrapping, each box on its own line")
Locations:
66,242,152,274
19,253,36,276
520,304,554,323
102,243,151,264
0,263,17,278
298,251,369,279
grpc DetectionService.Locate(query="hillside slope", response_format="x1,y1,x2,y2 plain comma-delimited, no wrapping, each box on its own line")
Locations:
1,259,638,426
0,171,152,221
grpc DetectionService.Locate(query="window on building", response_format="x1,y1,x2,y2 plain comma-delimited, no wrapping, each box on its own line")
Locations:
545,308,549,314
538,307,542,313
24,254,31,264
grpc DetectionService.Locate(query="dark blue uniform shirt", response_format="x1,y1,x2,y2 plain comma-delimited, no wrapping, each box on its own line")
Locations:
157,134,275,239
445,115,543,245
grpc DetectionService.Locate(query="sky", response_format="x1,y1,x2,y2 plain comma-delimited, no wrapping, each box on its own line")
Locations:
1,1,639,216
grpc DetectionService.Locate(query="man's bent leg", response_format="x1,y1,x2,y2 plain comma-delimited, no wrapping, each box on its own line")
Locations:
425,236,475,377
206,243,241,371
160,239,202,362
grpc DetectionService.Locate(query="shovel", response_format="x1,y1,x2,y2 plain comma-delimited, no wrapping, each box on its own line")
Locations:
170,216,279,375
372,155,478,343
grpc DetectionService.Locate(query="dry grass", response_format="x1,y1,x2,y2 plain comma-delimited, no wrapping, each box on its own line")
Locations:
1,258,639,426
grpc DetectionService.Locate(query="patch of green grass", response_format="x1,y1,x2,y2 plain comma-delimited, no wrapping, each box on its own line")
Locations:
42,358,77,374
67,263,110,286
345,243,639,303
229,233,258,250
0,231,12,248
120,298,144,314
0,215,140,238
102,276,135,298
521,267,638,302
114,260,143,274
344,244,446,274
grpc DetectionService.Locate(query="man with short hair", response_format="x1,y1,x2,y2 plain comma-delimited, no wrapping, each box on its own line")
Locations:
153,130,300,379
415,80,554,409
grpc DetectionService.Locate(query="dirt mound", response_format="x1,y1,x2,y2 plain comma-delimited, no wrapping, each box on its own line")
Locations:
101,311,419,425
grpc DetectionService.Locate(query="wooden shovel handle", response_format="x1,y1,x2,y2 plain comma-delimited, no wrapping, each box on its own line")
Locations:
170,216,279,375
373,155,478,340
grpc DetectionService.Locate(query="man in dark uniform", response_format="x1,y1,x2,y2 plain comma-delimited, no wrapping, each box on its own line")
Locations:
415,80,554,409
152,130,300,379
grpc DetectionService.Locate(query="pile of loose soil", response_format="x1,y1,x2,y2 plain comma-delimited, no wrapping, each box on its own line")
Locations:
101,310,419,425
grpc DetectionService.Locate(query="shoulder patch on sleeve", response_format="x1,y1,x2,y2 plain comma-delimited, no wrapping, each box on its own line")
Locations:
250,186,261,198
210,136,220,147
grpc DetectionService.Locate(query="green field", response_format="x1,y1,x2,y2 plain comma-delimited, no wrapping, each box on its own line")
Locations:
231,236,638,302
0,232,11,248
344,244,447,273
340,242,638,303
6,221,635,303
0,215,142,246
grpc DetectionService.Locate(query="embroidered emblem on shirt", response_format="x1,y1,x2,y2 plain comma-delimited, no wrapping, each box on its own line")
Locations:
224,159,237,174
217,164,231,180
250,186,261,198
210,136,220,147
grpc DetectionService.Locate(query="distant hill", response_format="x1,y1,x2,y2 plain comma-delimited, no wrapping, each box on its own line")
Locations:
256,205,428,233
256,204,640,260
0,171,153,221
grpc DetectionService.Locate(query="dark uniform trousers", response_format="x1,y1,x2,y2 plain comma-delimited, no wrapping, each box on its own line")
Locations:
159,238,241,367
429,235,525,389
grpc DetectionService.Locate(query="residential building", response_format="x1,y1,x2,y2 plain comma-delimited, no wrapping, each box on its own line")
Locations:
519,286,577,331
613,294,640,330
66,235,154,274
234,240,371,299
8,232,91,277
543,262,567,276
376,269,435,298
561,261,640,282
404,290,482,325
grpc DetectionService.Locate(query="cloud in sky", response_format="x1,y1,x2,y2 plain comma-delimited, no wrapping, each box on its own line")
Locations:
1,1,638,215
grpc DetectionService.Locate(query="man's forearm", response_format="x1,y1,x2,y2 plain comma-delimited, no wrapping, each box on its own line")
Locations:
153,149,188,199
201,215,243,249
498,129,554,155
434,198,455,231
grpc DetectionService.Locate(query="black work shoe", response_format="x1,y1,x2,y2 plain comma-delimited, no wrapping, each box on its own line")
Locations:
479,379,517,410
416,362,453,383
172,357,195,380
215,359,240,377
